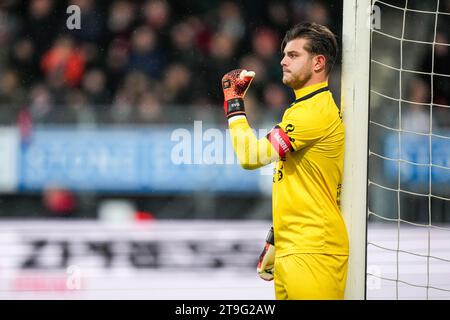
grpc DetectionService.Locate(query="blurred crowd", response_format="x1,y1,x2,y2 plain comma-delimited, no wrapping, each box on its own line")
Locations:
405,29,450,132
0,0,342,126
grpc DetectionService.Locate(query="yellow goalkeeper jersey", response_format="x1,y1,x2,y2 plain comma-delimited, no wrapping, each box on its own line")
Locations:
228,81,348,257
271,81,348,257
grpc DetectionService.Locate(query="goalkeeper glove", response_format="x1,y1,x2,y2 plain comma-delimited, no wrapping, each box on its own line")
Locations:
257,226,275,281
221,69,255,119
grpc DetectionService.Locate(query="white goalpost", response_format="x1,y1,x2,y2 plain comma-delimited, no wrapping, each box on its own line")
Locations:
341,0,371,300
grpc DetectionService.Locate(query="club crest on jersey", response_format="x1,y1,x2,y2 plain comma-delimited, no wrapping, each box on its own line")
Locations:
285,124,295,133
284,124,296,142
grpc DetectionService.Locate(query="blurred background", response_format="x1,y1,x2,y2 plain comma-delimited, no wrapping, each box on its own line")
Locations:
0,0,448,299
367,0,450,299
0,0,343,220
369,0,450,226
0,0,343,299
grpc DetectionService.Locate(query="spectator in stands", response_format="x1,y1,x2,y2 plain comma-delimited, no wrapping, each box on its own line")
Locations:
0,5,17,68
262,82,290,119
0,69,26,107
110,70,155,123
168,19,208,104
419,31,450,107
0,0,336,125
142,0,171,33
419,31,450,128
204,31,238,102
9,38,40,87
0,69,26,123
402,78,430,134
28,83,54,123
110,87,133,123
266,1,293,35
169,19,204,65
251,27,282,83
135,91,162,123
41,36,86,88
64,88,95,125
107,0,137,38
105,38,130,93
127,25,165,79
160,63,192,105
123,70,152,104
82,68,111,106
217,1,246,41
24,0,58,58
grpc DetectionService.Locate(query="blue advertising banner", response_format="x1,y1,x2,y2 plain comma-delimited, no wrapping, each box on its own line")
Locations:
19,125,272,193
384,132,450,184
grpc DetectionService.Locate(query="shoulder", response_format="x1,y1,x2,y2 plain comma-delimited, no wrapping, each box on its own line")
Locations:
283,100,324,126
286,95,340,130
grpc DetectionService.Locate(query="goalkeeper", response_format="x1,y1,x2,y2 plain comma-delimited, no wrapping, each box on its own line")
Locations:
221,22,349,300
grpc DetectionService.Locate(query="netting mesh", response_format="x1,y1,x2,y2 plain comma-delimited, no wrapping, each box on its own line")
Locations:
367,0,450,299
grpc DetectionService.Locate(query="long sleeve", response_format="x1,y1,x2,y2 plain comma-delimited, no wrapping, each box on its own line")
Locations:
228,117,280,170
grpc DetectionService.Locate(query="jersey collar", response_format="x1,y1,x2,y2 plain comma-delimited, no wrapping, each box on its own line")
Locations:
293,81,329,100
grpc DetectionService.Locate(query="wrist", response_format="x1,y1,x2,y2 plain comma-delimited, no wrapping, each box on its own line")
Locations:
224,98,246,119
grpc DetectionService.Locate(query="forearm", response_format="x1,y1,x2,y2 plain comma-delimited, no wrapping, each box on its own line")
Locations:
221,69,281,169
228,117,278,170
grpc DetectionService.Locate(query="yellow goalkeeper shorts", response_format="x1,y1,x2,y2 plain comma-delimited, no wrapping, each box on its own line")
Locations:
274,253,348,300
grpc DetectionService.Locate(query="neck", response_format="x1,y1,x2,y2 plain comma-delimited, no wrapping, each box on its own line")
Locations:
298,73,328,90
293,79,329,99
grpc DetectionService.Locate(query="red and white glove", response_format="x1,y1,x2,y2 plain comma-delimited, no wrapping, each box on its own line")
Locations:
257,226,275,281
221,69,255,119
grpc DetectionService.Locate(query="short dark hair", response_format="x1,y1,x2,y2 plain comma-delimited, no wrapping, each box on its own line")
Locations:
281,22,338,75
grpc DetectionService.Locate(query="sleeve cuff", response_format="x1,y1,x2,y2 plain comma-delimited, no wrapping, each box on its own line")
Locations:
228,114,247,125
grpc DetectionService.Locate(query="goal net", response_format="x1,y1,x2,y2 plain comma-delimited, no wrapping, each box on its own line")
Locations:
367,0,450,299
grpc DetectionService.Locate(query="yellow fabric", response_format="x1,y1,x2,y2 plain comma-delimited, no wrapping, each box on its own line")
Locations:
273,81,348,256
229,81,348,257
274,253,348,300
228,119,279,170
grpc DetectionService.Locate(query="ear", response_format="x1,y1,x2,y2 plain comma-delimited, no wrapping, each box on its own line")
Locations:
313,55,326,72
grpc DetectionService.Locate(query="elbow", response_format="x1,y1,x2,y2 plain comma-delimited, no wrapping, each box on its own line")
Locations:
240,162,259,170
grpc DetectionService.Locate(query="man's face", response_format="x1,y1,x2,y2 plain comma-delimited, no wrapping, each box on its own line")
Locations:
280,38,314,89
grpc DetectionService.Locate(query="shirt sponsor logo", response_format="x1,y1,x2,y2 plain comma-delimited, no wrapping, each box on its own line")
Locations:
266,126,293,158
273,131,290,153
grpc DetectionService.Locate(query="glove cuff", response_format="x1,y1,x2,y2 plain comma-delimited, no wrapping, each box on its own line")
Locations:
225,98,246,119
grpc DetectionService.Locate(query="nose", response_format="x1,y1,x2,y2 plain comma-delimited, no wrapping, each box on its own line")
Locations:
280,56,287,66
